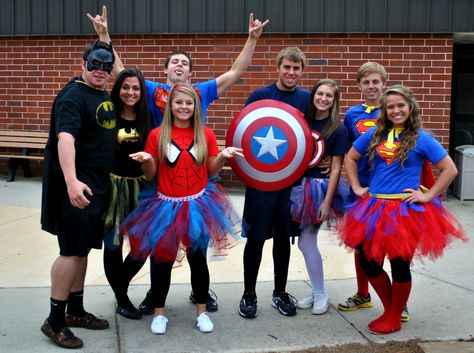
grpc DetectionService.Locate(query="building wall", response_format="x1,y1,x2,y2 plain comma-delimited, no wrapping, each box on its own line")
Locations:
0,33,453,185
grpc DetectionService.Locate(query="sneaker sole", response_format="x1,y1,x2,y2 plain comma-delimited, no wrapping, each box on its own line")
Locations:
401,316,410,322
337,301,373,311
296,303,313,309
271,302,297,316
312,305,329,315
238,309,258,319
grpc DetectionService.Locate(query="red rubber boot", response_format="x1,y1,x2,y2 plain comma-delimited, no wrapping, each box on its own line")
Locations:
370,281,412,335
367,271,392,330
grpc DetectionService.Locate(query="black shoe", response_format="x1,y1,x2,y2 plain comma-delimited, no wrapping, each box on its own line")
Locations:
239,291,258,318
138,290,154,315
117,305,142,320
189,289,218,312
271,291,297,316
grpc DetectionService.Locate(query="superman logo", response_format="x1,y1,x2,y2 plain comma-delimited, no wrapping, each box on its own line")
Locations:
153,86,202,113
355,119,376,135
376,140,400,165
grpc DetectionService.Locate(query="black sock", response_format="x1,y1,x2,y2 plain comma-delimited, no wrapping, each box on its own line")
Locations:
66,290,86,317
47,298,67,333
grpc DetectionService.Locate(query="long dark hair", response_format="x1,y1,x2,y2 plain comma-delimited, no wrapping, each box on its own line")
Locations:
110,68,151,147
305,79,340,140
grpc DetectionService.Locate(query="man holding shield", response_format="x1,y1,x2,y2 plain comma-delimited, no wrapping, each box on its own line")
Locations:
237,47,310,318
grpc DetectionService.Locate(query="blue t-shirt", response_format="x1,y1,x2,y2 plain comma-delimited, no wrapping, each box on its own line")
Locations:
246,83,310,113
145,79,218,127
305,117,349,179
344,103,381,187
353,127,447,194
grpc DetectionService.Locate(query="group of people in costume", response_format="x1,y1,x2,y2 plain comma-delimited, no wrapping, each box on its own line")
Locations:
39,5,466,350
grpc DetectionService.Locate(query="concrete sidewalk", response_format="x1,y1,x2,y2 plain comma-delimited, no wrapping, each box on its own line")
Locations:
0,177,473,353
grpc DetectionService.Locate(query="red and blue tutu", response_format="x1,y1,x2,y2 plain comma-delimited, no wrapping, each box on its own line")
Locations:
290,177,352,228
338,195,466,263
120,181,240,264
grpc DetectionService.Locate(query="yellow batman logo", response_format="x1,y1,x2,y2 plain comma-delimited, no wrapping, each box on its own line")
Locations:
96,101,116,129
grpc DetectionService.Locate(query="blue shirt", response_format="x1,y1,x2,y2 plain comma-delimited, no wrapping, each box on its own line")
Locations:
344,103,381,187
353,127,447,194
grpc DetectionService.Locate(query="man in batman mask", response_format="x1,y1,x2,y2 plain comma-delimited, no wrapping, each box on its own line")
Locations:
40,40,116,349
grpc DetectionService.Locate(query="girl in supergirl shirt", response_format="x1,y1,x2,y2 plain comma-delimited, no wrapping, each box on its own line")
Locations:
340,85,466,335
290,79,350,315
120,84,242,335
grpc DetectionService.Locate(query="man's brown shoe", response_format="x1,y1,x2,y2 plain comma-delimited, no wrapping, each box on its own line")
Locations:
65,312,109,330
40,320,83,349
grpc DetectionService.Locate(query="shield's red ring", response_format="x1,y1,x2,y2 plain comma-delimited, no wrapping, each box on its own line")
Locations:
226,99,312,192
241,117,296,173
308,130,325,168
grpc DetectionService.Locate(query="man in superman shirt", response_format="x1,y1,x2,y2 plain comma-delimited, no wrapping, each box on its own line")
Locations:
88,5,268,314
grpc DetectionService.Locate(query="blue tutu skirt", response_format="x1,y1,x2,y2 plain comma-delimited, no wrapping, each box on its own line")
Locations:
120,182,240,264
290,177,352,228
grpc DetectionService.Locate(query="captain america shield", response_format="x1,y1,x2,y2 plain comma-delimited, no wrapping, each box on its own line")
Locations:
226,99,312,191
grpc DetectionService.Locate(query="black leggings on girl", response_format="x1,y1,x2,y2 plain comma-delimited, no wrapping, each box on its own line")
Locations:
151,249,209,308
358,247,412,283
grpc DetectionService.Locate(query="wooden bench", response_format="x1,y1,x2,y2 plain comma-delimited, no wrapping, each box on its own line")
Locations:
0,130,48,182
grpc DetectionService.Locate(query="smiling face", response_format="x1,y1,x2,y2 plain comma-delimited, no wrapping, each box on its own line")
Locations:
276,58,304,91
386,93,410,128
313,84,335,118
119,76,141,109
165,54,192,85
171,91,195,128
81,60,110,89
358,72,386,106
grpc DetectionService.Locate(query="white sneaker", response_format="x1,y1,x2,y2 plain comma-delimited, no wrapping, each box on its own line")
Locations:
296,292,314,309
151,315,168,334
196,312,214,333
312,293,329,315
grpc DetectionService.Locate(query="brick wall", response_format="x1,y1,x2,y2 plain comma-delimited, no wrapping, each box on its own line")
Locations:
0,33,453,185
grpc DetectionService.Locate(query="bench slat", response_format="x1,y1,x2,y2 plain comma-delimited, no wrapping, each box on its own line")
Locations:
0,130,48,138
0,154,43,160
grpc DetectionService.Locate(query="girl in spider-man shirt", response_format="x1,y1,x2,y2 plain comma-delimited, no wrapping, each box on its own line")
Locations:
339,85,466,335
120,84,242,335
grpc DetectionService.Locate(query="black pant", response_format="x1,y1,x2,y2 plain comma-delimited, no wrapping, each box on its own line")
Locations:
151,250,209,308
103,246,147,306
243,236,290,293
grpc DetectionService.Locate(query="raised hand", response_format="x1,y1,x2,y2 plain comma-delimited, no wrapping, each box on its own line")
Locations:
87,5,109,38
248,13,269,40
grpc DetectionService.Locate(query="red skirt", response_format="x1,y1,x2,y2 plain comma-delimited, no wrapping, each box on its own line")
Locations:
338,196,466,263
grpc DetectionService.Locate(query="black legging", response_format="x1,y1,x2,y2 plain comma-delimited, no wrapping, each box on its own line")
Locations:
243,235,290,293
358,247,412,283
103,246,147,307
151,249,209,308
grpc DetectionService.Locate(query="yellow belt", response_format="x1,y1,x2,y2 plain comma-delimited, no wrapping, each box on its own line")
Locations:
369,185,429,199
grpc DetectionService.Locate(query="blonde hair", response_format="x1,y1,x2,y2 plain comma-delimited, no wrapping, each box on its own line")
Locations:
357,62,388,83
367,85,421,167
305,79,340,140
158,84,207,167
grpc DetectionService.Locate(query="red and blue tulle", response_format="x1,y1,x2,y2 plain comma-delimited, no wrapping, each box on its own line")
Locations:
338,196,467,263
290,177,352,228
120,182,240,264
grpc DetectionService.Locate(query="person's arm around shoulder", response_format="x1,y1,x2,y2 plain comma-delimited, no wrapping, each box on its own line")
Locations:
57,132,92,209
87,5,125,77
215,14,269,97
